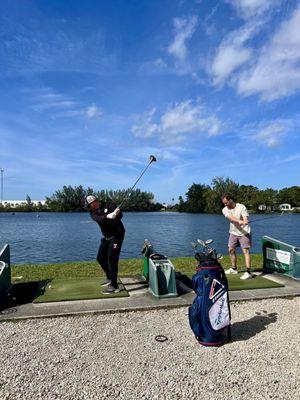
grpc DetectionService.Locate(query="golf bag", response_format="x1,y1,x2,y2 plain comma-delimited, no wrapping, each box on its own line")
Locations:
189,260,231,346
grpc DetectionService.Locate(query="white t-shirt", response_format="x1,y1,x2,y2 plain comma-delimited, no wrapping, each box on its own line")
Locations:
222,203,251,236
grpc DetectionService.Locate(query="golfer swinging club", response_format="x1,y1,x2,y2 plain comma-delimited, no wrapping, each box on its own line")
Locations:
86,195,125,294
221,193,253,280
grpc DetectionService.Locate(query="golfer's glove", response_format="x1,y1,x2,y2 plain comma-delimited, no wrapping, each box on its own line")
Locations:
107,209,119,219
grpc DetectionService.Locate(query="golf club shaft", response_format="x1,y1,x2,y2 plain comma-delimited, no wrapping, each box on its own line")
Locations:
118,159,154,208
250,211,285,224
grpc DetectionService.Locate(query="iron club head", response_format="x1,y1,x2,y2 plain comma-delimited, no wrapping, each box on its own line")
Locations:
197,239,205,247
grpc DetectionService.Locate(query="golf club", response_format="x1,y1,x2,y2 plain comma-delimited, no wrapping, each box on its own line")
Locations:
118,155,157,208
250,211,286,224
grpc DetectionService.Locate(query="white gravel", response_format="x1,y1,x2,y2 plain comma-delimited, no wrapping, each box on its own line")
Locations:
0,297,299,400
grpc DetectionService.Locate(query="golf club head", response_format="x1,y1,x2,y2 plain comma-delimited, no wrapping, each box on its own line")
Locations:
141,238,152,253
149,155,157,163
197,239,205,247
205,239,213,245
191,242,197,249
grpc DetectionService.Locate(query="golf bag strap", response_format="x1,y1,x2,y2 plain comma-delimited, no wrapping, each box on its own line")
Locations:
196,266,221,271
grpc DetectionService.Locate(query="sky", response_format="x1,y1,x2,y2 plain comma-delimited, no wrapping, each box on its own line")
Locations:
0,0,300,203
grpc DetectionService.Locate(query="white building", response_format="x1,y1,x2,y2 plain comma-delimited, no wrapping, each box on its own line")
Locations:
0,200,47,207
279,203,294,211
258,204,267,211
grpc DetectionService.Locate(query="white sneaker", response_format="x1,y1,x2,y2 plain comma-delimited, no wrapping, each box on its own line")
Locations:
100,279,111,287
240,271,253,280
225,268,238,275
102,284,120,294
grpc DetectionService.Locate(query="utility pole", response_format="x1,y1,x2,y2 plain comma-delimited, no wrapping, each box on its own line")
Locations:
0,168,3,203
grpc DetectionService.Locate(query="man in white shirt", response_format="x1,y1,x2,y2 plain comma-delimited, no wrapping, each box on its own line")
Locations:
221,193,253,280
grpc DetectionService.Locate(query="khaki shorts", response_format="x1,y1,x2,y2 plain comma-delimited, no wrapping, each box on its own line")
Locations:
228,233,252,249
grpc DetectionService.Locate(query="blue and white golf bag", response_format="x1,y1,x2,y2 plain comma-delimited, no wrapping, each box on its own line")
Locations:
189,260,231,346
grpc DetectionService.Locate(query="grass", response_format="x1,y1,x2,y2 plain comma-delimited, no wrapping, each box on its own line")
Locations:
3,254,283,305
176,272,283,291
11,254,264,283
226,274,283,290
33,278,128,303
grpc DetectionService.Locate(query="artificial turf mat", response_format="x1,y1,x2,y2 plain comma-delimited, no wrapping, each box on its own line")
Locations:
177,272,284,291
33,278,128,303
226,274,284,291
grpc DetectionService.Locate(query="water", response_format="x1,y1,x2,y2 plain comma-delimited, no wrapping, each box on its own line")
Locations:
0,212,299,265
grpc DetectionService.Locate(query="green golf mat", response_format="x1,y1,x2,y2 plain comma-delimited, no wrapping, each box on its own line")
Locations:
177,272,284,291
33,278,129,303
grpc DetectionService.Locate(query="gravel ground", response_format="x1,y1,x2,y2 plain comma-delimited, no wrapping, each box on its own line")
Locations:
0,297,299,400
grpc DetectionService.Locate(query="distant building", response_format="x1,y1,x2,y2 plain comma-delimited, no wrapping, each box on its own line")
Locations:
279,203,294,211
258,204,276,212
0,200,47,207
161,202,173,211
258,204,267,211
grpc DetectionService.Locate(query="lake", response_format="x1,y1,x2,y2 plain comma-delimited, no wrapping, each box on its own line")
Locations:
0,212,300,265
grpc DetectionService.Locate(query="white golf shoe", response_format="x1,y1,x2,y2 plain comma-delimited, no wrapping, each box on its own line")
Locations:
240,271,253,280
225,267,238,275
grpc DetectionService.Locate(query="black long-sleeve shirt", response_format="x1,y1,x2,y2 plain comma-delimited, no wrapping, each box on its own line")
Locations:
90,202,125,239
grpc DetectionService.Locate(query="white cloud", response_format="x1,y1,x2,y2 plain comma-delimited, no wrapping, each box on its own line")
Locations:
139,15,198,77
131,108,159,138
0,18,117,75
283,152,300,162
226,0,281,19
131,101,222,145
168,16,198,61
138,58,169,75
29,88,77,113
249,121,289,147
32,100,77,112
212,46,251,86
28,88,104,119
160,101,221,140
211,20,261,85
236,5,300,100
84,104,103,119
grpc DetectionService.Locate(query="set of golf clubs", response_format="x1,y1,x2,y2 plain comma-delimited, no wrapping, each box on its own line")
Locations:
191,239,223,263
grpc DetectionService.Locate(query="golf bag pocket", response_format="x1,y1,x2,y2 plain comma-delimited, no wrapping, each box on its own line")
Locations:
188,265,231,346
188,296,202,339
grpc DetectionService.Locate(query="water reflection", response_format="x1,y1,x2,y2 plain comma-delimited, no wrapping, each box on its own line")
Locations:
0,212,299,264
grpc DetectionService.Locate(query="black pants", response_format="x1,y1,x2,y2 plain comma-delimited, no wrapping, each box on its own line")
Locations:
97,235,124,288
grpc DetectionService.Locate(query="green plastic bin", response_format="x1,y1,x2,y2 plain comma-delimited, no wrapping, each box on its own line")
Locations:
148,257,178,298
262,236,300,280
143,256,149,281
0,244,11,299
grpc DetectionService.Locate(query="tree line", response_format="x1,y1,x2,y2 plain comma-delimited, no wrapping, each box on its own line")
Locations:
177,177,300,213
1,177,300,213
0,186,162,212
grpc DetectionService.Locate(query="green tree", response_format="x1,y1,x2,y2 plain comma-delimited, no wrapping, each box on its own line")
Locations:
177,196,186,212
26,195,33,211
46,185,88,211
237,185,260,209
203,188,220,213
250,189,277,212
212,176,240,198
210,177,240,213
278,186,300,207
185,183,210,213
45,186,160,212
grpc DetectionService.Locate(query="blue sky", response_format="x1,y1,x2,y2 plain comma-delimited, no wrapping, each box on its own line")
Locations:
1,0,300,203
